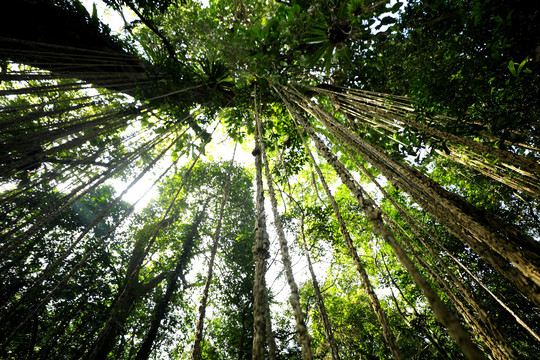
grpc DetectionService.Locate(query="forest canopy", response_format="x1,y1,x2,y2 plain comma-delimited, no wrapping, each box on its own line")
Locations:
0,0,539,359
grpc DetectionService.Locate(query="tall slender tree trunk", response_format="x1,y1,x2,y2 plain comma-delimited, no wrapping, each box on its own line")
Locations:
376,256,452,360
391,219,517,360
264,293,278,360
258,112,314,359
86,235,157,360
299,214,341,360
135,208,206,360
299,131,402,360
341,144,540,343
251,96,275,360
85,139,210,360
191,147,237,360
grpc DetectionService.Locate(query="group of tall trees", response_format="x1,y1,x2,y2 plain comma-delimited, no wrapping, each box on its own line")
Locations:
0,0,538,359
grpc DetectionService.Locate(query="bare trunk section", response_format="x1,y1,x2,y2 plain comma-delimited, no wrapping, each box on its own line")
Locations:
376,256,452,360
85,233,167,360
84,136,211,360
264,293,278,360
0,0,149,97
252,94,276,360
257,112,314,359
390,219,518,360
298,131,402,360
135,206,207,360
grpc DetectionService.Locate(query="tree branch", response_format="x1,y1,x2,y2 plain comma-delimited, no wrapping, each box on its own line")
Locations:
125,1,177,59
141,271,169,293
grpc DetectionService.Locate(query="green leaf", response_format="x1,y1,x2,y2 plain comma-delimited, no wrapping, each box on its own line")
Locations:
308,43,330,66
391,2,402,12
310,28,327,36
91,3,98,24
380,17,396,26
304,37,326,44
517,58,528,74
508,60,517,76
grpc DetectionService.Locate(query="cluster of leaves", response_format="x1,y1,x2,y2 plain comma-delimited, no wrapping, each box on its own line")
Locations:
346,0,540,150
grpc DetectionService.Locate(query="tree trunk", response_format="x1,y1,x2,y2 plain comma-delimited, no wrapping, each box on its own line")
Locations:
0,0,149,97
135,209,206,360
191,148,236,360
391,219,517,360
258,114,314,359
302,137,403,360
286,86,540,307
377,256,452,360
86,141,209,360
299,215,341,360
251,104,274,360
86,235,149,360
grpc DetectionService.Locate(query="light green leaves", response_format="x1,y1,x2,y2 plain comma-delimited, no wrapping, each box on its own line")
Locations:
508,58,532,77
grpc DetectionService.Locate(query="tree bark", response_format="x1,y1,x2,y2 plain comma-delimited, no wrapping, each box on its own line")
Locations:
258,114,314,359
377,256,452,360
301,135,403,360
86,234,165,360
0,0,149,97
251,98,274,360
